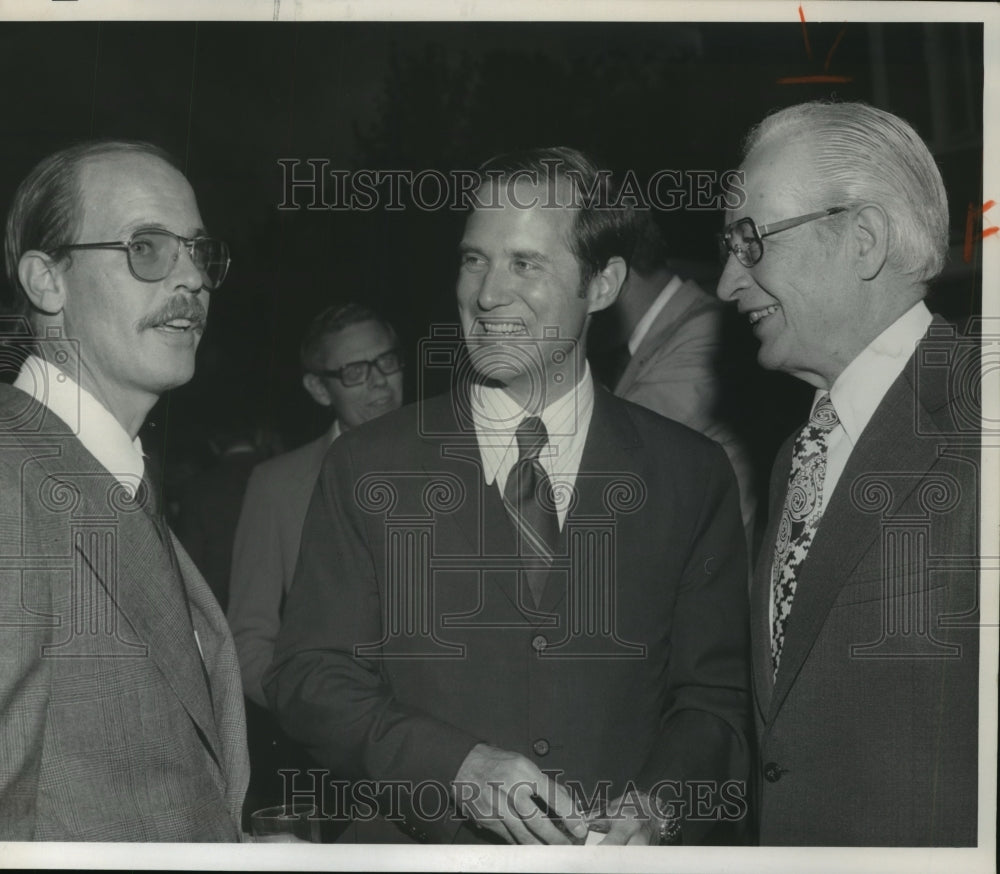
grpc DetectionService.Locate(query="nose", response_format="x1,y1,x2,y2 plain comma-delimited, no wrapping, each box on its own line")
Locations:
475,265,513,311
368,363,389,387
716,253,748,302
172,241,207,294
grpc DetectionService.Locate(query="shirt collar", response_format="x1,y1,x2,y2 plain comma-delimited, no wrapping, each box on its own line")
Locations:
628,274,683,356
825,301,933,447
13,354,146,494
471,361,594,488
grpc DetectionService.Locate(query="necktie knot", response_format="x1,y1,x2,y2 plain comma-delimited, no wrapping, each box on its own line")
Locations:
515,416,548,462
810,393,839,430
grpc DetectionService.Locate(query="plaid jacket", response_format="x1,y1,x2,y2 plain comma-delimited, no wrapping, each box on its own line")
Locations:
0,383,249,840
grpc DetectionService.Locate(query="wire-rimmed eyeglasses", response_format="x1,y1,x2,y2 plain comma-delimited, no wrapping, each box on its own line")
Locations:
51,227,231,290
718,207,848,268
313,349,404,387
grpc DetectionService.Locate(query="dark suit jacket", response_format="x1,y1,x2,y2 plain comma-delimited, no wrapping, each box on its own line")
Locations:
615,279,756,541
0,384,249,841
267,385,751,843
752,319,979,845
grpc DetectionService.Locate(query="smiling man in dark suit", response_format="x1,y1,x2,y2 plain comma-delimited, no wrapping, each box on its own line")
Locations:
268,147,751,845
0,140,248,840
717,101,980,845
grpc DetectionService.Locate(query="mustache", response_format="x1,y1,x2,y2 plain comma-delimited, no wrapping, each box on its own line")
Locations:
138,297,208,331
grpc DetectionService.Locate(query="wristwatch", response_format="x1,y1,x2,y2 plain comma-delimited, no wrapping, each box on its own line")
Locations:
654,812,682,845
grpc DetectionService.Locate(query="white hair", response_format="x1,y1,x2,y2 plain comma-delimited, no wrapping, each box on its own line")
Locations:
744,101,949,284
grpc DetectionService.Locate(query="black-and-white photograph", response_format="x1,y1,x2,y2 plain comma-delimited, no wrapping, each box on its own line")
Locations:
0,2,995,871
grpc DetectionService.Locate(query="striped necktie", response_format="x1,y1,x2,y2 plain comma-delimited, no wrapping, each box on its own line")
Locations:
502,416,560,605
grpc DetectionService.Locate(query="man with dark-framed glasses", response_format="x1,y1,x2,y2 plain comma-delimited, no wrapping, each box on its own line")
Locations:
0,140,248,840
717,101,979,845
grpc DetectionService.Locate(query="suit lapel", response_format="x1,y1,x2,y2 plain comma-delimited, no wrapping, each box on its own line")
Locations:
172,534,250,818
26,424,227,771
767,345,945,718
541,386,643,613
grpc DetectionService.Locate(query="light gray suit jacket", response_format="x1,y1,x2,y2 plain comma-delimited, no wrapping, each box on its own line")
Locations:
0,384,248,840
227,428,334,708
615,279,756,541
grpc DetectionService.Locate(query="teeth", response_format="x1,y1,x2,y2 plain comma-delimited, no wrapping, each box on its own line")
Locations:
164,319,193,329
748,305,779,325
479,321,526,335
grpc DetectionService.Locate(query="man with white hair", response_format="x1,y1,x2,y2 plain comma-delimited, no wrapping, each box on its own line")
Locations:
717,101,979,845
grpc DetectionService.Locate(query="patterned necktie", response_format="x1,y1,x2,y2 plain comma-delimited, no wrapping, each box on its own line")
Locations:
770,393,840,677
503,416,560,605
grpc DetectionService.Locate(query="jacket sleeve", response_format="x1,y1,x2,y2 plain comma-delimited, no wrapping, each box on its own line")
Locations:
227,467,286,708
0,460,50,840
636,441,753,844
264,436,480,840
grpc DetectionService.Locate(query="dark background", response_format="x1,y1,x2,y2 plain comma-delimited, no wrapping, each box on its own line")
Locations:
0,20,985,498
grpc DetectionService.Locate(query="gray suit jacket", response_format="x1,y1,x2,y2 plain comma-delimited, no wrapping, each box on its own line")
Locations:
0,383,249,840
228,429,333,707
615,279,756,541
752,318,979,845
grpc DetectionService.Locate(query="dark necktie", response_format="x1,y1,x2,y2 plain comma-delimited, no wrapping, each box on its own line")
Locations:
502,416,560,606
770,393,840,677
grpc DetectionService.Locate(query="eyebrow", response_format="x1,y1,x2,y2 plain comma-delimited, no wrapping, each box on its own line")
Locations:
507,248,551,264
122,221,209,238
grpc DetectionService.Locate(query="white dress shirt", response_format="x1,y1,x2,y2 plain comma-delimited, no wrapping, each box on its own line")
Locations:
470,362,595,529
627,274,683,356
13,354,146,495
821,301,934,513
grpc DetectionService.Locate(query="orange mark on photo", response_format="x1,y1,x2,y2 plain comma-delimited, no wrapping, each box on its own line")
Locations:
963,200,998,263
783,8,851,85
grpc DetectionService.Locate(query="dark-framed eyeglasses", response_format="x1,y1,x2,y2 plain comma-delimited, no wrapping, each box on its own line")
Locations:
313,349,404,387
51,227,231,290
718,207,848,268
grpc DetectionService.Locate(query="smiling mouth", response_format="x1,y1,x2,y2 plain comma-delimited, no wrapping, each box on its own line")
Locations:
154,318,204,333
472,318,529,336
747,305,779,326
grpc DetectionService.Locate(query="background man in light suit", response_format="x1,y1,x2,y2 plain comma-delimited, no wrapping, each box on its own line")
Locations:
0,140,248,840
268,147,751,845
229,302,404,708
604,213,756,545
227,302,402,823
717,101,979,845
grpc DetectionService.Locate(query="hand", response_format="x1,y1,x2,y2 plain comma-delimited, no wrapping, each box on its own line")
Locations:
452,743,586,844
592,789,667,846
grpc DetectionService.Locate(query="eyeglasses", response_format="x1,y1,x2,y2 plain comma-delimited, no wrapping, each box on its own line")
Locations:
718,207,848,268
52,228,231,290
313,349,404,387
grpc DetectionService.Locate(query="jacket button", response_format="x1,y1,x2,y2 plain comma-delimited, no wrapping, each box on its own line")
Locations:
532,738,550,756
763,762,786,783
531,634,548,652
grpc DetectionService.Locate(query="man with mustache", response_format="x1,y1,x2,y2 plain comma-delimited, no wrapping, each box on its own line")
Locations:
0,140,248,840
268,148,751,845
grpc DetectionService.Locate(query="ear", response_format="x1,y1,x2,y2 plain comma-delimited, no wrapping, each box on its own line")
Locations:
302,373,332,407
585,256,628,314
851,204,889,281
18,251,67,315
